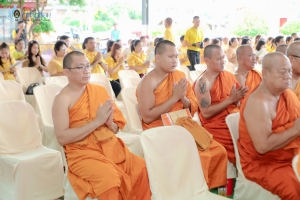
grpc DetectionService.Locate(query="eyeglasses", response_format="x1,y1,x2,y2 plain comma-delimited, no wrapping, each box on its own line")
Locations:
65,64,91,71
292,55,300,59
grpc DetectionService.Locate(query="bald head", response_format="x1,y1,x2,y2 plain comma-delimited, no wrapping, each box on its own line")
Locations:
262,52,289,71
63,51,85,69
155,40,175,55
165,17,173,26
204,44,221,58
287,41,300,57
276,44,288,55
236,45,253,58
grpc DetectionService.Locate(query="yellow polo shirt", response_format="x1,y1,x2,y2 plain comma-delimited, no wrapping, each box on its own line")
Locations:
178,46,190,67
164,27,175,43
83,49,106,74
267,46,275,53
48,55,63,76
105,56,124,80
0,58,16,80
184,27,204,52
12,50,25,60
127,51,147,75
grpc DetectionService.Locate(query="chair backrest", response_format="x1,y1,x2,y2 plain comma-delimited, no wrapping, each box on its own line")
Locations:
0,101,42,154
225,112,245,178
34,84,62,125
89,81,115,100
44,76,68,88
177,66,193,84
190,70,203,84
0,72,4,80
118,70,141,79
120,77,141,88
118,70,141,88
292,155,300,182
121,87,143,131
0,80,25,101
89,74,115,99
194,64,207,71
17,67,42,93
141,126,207,199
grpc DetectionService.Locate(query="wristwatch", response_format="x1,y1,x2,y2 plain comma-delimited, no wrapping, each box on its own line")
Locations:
192,43,196,47
99,61,103,65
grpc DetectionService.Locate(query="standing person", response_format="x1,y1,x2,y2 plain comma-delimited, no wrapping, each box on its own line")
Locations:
12,21,27,45
111,23,120,41
0,42,17,80
164,17,175,43
184,16,204,71
47,40,68,76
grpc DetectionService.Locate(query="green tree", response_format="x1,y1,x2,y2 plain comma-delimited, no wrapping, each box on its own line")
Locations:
127,8,142,20
280,20,300,35
231,10,269,37
58,0,86,7
33,17,54,33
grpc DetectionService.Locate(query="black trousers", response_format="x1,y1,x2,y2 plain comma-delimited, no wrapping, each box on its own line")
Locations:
110,80,121,98
187,49,200,71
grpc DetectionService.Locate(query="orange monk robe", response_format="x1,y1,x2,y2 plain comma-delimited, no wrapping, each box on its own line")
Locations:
238,89,300,200
193,70,240,165
294,81,300,101
137,70,227,188
65,83,150,200
240,69,262,105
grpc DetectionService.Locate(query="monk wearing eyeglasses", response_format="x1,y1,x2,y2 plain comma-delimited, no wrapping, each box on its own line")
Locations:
287,41,300,100
52,51,151,200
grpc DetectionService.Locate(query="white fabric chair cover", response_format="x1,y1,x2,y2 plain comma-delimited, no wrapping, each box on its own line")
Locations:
195,64,207,71
141,126,227,200
121,87,143,134
118,70,141,88
190,70,204,84
119,77,140,88
177,66,193,84
44,76,68,87
225,113,280,200
89,74,116,99
16,67,42,93
0,72,4,80
0,80,25,101
292,155,300,182
0,101,64,200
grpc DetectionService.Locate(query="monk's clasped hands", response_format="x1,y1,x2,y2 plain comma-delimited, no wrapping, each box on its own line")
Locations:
95,99,115,126
172,78,188,100
228,84,249,103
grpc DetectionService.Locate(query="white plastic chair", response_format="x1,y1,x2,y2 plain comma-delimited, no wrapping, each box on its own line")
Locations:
0,72,4,80
118,70,141,88
44,76,68,87
0,80,25,101
121,87,143,134
225,113,280,200
292,155,300,182
0,101,64,200
141,126,228,200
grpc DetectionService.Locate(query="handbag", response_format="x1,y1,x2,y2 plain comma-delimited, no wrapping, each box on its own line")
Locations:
25,82,40,95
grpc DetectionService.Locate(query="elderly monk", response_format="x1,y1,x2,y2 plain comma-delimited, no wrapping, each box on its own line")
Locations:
193,44,248,165
287,41,300,100
52,51,150,200
235,45,262,104
276,44,288,55
137,40,227,189
238,52,300,199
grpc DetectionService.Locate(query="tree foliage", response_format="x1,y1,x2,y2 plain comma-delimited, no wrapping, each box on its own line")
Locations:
58,0,86,7
33,17,54,33
280,20,300,35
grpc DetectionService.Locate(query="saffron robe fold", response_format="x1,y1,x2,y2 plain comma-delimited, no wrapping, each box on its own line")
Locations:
294,81,300,101
240,69,262,105
138,70,227,188
238,89,300,200
65,83,150,200
193,70,239,165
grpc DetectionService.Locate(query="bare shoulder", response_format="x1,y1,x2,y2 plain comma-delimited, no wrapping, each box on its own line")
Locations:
53,87,71,108
138,71,158,92
195,73,211,91
244,90,269,117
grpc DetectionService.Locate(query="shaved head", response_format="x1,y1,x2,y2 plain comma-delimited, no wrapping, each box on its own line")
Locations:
276,44,288,55
155,40,175,55
204,44,221,58
165,17,173,26
236,45,253,58
287,41,300,57
63,51,85,69
262,52,289,71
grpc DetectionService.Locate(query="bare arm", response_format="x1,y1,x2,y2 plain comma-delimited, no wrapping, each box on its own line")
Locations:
13,29,23,41
244,98,300,154
129,61,149,72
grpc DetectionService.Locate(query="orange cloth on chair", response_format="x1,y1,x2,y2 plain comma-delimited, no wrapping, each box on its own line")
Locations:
138,70,227,188
193,70,240,165
238,89,300,200
64,83,150,200
240,69,262,105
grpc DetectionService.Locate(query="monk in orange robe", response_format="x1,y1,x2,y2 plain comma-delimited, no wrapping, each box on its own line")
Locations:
235,45,262,105
193,44,248,165
287,41,300,100
137,40,227,189
238,52,300,199
52,51,150,200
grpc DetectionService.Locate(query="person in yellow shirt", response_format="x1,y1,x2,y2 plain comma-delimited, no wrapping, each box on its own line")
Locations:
82,37,108,75
178,35,191,69
127,40,150,78
105,42,125,82
164,17,175,43
184,16,204,71
12,38,26,61
0,42,16,80
226,37,238,65
266,37,274,52
222,37,229,53
60,35,74,53
48,41,68,76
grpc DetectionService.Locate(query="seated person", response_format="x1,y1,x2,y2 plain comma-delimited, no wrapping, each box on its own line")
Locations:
193,44,248,165
0,42,17,80
276,44,288,55
287,41,300,99
127,40,150,78
22,40,48,76
226,38,238,66
255,40,267,64
103,40,115,60
52,51,151,200
60,35,73,52
47,40,68,76
238,52,300,199
12,38,26,61
178,35,192,70
105,42,126,83
137,40,227,189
